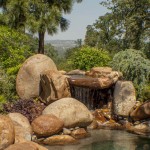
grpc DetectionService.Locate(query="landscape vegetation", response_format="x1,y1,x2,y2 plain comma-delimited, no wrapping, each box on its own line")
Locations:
0,0,150,149
0,0,149,108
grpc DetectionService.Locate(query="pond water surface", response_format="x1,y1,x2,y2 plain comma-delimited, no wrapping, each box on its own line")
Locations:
45,130,150,150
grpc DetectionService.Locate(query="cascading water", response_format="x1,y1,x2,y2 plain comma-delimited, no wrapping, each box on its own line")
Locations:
68,75,114,110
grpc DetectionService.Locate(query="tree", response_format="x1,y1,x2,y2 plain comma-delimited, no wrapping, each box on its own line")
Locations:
84,0,149,54
0,0,82,54
101,0,149,50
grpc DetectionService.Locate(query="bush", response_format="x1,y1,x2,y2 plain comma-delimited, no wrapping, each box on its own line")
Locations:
0,26,37,100
2,99,46,123
69,46,111,70
111,49,150,100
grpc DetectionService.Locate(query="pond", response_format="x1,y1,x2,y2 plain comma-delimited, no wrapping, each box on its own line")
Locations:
45,129,150,150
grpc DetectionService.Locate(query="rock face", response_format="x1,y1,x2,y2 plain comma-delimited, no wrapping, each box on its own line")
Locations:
42,98,93,128
43,135,78,145
8,113,32,143
40,70,71,104
5,141,48,150
16,54,57,99
0,115,15,150
113,81,136,117
86,67,112,77
130,101,150,121
31,114,64,137
67,69,85,75
68,67,122,89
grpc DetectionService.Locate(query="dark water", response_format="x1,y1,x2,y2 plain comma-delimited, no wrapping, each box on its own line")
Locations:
46,130,150,150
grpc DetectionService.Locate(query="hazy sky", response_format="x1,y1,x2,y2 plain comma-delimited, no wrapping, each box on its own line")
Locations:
45,0,108,41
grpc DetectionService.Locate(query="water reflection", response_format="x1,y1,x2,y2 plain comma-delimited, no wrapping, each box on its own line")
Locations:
45,130,150,150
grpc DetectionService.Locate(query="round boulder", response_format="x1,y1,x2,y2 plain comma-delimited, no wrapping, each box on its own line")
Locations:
31,114,64,137
42,98,93,128
16,54,57,99
0,115,15,150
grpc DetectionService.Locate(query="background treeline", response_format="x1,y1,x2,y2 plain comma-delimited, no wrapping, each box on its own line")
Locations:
0,0,150,108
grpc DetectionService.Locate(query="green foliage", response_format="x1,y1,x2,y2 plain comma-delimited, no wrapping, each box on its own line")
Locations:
0,26,36,100
70,46,111,70
111,49,150,100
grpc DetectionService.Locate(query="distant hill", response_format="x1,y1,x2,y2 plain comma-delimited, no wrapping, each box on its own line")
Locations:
45,40,77,57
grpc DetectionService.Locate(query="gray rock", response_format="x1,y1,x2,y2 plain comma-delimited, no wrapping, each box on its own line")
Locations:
113,81,136,117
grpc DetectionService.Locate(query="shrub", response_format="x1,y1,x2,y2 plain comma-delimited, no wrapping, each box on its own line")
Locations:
70,46,111,70
2,99,46,123
0,26,37,100
111,49,150,100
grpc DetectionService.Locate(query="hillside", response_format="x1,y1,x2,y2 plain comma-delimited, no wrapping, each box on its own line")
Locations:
45,40,77,57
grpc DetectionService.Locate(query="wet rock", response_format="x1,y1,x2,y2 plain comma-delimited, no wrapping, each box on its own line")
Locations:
43,135,78,145
40,70,71,104
31,114,64,138
97,119,123,130
71,128,89,139
87,120,98,130
8,113,32,143
5,141,48,150
16,54,57,99
0,115,15,150
129,100,150,121
42,98,93,128
127,121,150,135
113,81,136,117
93,109,107,123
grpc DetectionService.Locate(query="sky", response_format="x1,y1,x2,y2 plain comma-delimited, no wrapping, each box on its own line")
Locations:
45,0,108,41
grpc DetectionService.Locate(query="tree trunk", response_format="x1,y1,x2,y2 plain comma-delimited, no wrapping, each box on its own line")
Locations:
38,32,45,54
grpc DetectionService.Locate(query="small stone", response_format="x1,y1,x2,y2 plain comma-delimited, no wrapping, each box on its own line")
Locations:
63,128,71,135
71,128,89,139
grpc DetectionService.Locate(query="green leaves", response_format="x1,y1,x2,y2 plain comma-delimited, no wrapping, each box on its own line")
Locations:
111,49,150,100
71,46,111,70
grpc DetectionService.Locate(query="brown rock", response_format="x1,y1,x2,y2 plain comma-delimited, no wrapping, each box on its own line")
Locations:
8,113,32,143
59,70,66,75
129,101,150,121
16,54,57,99
87,120,98,130
67,69,85,75
71,128,89,139
5,141,48,150
31,114,64,137
113,81,136,117
43,135,78,145
93,109,107,123
0,115,15,150
87,67,112,77
42,98,93,128
127,121,150,135
68,70,121,89
40,70,71,104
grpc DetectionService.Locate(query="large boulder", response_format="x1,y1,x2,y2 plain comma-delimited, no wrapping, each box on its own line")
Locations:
129,101,150,121
31,114,64,138
5,141,48,150
113,81,136,117
40,70,71,104
0,115,15,150
16,54,57,99
8,113,32,143
42,98,93,128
